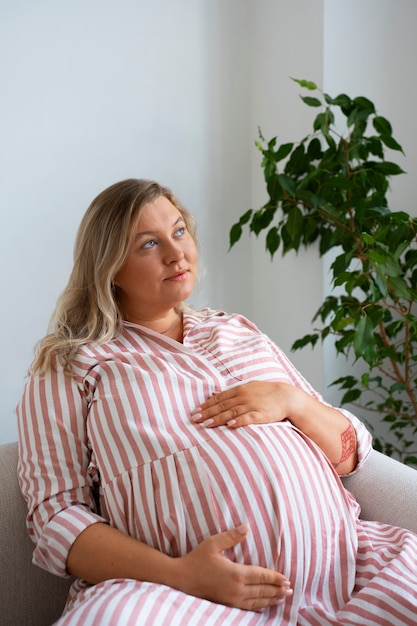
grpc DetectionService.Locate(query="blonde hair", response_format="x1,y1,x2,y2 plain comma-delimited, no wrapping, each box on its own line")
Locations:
32,179,197,375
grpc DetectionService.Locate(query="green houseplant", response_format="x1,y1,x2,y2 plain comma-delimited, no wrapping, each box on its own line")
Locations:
230,78,417,466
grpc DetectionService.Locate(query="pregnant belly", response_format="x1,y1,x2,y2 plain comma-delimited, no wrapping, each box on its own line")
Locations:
105,422,357,587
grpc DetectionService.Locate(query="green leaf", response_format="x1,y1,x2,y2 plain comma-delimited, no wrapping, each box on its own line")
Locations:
274,142,294,162
380,134,404,152
372,273,388,297
367,136,384,159
291,78,317,90
229,223,242,248
229,209,253,244
332,94,353,116
286,206,304,239
362,232,374,245
353,96,376,112
239,209,253,225
332,252,352,275
388,275,412,300
373,161,405,175
291,333,319,351
313,112,326,132
266,174,283,202
373,115,392,136
300,95,322,107
390,382,406,394
368,249,389,265
341,389,362,404
347,105,373,127
266,227,280,257
331,375,358,389
277,173,296,196
354,315,377,364
307,137,322,160
250,207,275,236
330,93,351,108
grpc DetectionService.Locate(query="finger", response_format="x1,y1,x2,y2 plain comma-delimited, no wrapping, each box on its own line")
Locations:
196,387,245,413
192,399,252,423
243,566,291,589
247,590,292,611
205,389,240,407
208,524,249,552
192,397,235,420
238,579,293,612
205,409,269,428
192,409,268,429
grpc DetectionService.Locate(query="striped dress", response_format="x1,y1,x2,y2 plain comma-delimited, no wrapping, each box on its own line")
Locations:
17,310,417,625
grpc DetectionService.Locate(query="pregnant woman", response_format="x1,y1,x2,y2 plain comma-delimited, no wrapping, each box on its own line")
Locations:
17,178,417,625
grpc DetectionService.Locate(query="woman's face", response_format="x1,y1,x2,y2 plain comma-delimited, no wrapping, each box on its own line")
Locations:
114,196,198,324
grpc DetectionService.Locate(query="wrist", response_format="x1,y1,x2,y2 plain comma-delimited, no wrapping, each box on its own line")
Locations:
159,554,191,595
284,385,312,428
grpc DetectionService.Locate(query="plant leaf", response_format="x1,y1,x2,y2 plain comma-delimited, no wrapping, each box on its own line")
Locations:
300,95,322,107
291,78,317,90
266,227,280,257
229,223,242,248
286,206,303,240
277,173,296,196
373,115,392,136
380,134,404,152
274,142,294,162
373,162,405,175
354,315,377,364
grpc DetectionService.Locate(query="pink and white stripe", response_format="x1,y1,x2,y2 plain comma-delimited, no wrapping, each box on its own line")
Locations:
17,310,417,624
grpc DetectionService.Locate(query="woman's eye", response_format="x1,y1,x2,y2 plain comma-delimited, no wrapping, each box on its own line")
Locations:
142,239,157,249
175,227,186,237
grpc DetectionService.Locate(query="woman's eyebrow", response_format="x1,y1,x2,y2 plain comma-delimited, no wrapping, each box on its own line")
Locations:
133,216,185,241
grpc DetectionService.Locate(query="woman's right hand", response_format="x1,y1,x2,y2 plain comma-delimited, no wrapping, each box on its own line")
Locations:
68,521,292,612
172,524,293,612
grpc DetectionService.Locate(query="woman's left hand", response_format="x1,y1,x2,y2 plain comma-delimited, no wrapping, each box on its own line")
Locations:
191,380,359,474
191,381,298,428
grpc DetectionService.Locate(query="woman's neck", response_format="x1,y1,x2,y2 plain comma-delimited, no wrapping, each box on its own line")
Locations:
126,310,184,342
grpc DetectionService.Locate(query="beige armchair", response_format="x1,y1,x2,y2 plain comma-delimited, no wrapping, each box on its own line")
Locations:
1,440,416,626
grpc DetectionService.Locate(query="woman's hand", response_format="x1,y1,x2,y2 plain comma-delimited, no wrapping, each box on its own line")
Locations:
173,524,292,612
191,380,358,474
67,522,292,612
191,381,297,428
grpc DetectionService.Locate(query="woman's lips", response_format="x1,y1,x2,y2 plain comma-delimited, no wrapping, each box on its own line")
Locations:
165,269,188,281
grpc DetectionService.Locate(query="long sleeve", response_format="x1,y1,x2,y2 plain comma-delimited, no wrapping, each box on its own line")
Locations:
213,311,373,473
16,363,107,577
260,328,373,473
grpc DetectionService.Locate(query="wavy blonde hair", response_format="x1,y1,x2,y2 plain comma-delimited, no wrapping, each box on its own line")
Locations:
32,179,197,375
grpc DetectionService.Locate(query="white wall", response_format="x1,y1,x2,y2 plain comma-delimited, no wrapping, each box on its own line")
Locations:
245,0,324,391
1,0,254,442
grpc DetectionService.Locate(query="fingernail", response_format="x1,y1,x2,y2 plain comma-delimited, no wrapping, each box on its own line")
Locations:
236,523,248,534
227,419,237,427
283,588,293,597
191,407,201,415
202,418,214,427
191,412,202,422
274,598,286,606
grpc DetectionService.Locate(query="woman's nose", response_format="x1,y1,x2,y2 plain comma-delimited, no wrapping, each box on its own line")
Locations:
163,240,184,263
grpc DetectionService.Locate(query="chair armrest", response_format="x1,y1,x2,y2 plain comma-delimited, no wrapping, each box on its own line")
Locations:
341,448,417,534
0,442,72,625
